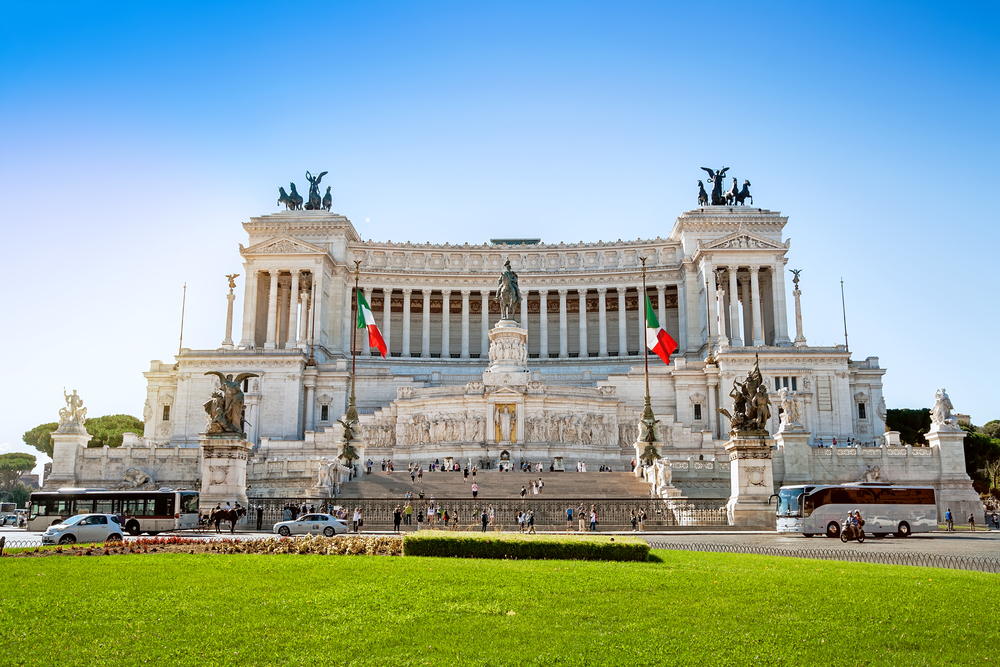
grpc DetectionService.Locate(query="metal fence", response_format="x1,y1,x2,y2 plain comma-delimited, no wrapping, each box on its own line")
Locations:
248,497,729,528
646,541,1000,574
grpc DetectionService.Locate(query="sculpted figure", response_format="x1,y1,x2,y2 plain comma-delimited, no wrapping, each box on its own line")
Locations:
700,166,730,205
322,186,332,212
931,388,958,429
495,258,522,320
304,171,328,210
697,180,709,206
203,372,258,435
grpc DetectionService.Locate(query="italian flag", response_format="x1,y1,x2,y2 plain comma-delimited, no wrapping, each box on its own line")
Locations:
645,294,678,365
356,289,388,357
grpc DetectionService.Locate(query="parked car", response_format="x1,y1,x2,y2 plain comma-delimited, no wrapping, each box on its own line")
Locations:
273,513,348,537
41,514,124,545
1,514,19,527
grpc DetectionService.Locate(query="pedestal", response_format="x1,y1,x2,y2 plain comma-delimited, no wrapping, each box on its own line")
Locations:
44,428,92,489
199,435,251,508
774,426,811,485
482,320,529,386
725,432,776,528
925,425,981,523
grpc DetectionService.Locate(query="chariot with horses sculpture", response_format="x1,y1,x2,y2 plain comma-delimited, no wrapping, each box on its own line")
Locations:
699,166,752,206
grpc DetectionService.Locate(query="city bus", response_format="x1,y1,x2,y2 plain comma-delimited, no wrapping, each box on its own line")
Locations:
773,483,936,538
27,488,200,535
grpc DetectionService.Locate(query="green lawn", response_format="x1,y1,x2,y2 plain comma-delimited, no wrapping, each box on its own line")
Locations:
2,550,997,666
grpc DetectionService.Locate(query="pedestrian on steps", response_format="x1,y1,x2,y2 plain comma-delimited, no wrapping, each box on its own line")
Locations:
471,483,479,499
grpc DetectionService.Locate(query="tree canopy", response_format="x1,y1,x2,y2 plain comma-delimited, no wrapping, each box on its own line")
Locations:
0,452,37,490
885,409,931,445
84,414,145,448
22,421,58,458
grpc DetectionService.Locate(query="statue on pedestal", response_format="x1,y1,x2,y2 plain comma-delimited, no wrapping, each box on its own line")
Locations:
304,171,328,210
495,258,521,321
930,388,959,430
777,387,802,429
717,356,772,435
700,166,730,206
203,372,259,435
57,388,87,432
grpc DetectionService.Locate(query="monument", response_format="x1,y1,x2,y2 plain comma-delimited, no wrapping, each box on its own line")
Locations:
719,356,777,526
923,388,981,522
45,389,92,488
199,371,258,508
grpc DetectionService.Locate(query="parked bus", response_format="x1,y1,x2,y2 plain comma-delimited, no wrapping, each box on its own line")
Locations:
774,483,936,538
28,488,200,535
0,501,16,514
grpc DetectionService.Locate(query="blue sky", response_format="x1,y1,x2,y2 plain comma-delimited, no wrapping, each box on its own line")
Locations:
1,2,997,472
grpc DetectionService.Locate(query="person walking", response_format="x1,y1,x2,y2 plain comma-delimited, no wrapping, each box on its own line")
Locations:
471,483,479,499
532,481,538,495
517,511,524,533
638,508,646,532
404,503,413,525
488,504,495,526
418,466,423,481
578,503,586,532
464,467,469,482
357,509,364,533
566,505,574,532
256,504,264,531
537,478,544,494
417,510,424,531
520,485,527,499
393,506,402,534
481,509,489,532
630,509,637,532
945,508,954,532
589,506,597,532
453,510,460,531
472,466,477,481
410,467,416,483
969,512,976,531
352,508,361,533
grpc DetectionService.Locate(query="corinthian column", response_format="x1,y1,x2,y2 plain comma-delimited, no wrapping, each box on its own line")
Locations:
715,270,729,348
421,289,431,358
441,289,451,358
792,272,807,346
616,287,627,356
298,283,311,350
558,288,568,359
597,287,608,358
460,289,470,359
578,289,588,358
382,288,392,356
264,269,279,350
362,287,373,355
538,289,549,359
739,275,752,346
728,267,742,347
238,270,257,348
401,288,412,357
480,290,490,358
749,266,765,347
287,271,300,349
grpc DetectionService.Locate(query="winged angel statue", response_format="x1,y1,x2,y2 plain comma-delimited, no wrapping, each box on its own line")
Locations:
204,371,259,435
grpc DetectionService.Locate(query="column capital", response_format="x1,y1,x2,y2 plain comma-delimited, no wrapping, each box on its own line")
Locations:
422,289,432,298
596,287,607,295
402,287,413,296
616,286,627,295
557,288,568,297
461,289,471,297
738,275,751,286
748,264,761,274
363,286,373,294
441,288,451,297
578,288,588,296
727,265,741,273
267,268,280,276
656,284,666,294
538,288,549,297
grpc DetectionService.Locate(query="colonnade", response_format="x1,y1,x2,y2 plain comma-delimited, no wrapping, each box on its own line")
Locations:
704,263,788,348
240,269,315,350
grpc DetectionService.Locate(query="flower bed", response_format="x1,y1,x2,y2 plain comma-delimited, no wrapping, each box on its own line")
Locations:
402,533,649,561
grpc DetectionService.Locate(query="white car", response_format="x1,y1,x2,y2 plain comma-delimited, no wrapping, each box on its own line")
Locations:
273,513,349,537
42,514,124,545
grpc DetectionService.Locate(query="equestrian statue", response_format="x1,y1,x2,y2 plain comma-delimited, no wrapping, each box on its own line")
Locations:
495,258,522,321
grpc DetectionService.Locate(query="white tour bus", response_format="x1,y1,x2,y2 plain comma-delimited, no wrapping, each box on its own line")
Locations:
28,488,200,535
774,483,936,538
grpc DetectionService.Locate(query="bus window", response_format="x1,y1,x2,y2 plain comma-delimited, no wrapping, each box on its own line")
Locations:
95,498,115,514
122,499,143,516
152,496,171,516
777,488,803,517
179,493,199,513
75,498,96,514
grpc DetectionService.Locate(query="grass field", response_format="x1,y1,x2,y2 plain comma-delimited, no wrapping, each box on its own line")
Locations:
3,550,998,666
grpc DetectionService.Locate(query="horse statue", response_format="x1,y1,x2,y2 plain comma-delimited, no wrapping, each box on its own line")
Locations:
287,183,304,210
697,180,709,206
725,177,739,206
209,505,247,534
322,186,332,211
278,187,295,210
700,166,730,205
495,258,521,321
304,171,328,210
736,180,753,205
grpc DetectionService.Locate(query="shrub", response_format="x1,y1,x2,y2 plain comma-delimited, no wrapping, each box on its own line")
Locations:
402,533,649,561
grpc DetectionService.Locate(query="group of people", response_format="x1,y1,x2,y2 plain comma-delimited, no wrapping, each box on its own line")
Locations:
519,479,545,497
945,508,1000,531
390,502,462,533
565,504,599,532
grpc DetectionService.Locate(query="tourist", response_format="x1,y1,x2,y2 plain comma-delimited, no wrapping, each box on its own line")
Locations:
471,482,479,498
417,510,424,531
418,490,425,499
528,510,536,534
517,511,524,533
481,509,489,532
590,506,598,532
945,508,954,531
520,486,527,499
366,458,373,474
630,510,637,531
464,467,469,482
418,467,423,481
411,468,416,483
817,438,824,448
969,512,976,531
638,508,646,532
531,481,538,495
357,509,364,533
352,508,361,533
393,506,402,533
578,503,586,532
832,437,838,447
631,458,636,472
488,504,495,525
453,510,460,530
537,478,544,493
381,458,386,472
443,509,450,527
472,466,477,481
256,504,264,531
404,503,412,525
566,505,573,530
993,511,999,530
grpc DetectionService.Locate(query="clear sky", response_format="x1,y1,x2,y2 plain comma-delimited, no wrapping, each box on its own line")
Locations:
1,2,998,474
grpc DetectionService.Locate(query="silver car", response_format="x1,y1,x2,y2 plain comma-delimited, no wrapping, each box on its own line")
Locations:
42,514,124,545
273,513,348,537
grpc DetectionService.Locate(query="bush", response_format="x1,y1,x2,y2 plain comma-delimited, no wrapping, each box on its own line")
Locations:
402,533,649,561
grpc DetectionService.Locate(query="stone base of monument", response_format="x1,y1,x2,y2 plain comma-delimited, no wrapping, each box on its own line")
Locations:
44,428,93,489
724,432,777,528
199,434,252,508
773,425,812,485
482,320,530,387
925,425,982,523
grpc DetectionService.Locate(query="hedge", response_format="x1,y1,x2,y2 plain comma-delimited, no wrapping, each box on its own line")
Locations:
402,533,649,561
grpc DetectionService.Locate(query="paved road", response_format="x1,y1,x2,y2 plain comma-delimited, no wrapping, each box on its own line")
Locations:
4,525,998,559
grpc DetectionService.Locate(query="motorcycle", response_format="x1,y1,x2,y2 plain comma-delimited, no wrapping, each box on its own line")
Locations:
841,519,865,543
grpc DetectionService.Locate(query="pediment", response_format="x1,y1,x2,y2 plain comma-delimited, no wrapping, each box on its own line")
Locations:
240,236,326,256
699,223,787,251
486,385,526,397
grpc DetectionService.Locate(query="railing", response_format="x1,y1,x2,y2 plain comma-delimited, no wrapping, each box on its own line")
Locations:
646,541,1000,574
248,497,730,527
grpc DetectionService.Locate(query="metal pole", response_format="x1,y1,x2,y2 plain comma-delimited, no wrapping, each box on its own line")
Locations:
178,283,187,356
640,257,649,397
346,262,361,423
840,278,849,352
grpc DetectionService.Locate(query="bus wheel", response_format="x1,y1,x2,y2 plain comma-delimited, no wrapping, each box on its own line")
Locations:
897,522,911,538
126,521,141,537
826,522,840,538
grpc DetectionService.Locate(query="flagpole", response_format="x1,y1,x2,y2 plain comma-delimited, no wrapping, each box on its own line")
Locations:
840,277,849,353
346,261,361,425
639,257,655,458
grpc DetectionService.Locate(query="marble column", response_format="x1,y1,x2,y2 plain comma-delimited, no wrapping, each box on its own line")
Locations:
264,269,279,350
578,289,588,358
772,262,791,345
707,379,719,440
749,266,765,347
287,271,300,349
617,287,628,356
558,288,569,359
238,270,257,348
739,275,752,346
460,289,471,359
715,271,729,347
401,288,412,357
793,276,807,346
304,384,315,432
656,285,666,330
677,279,689,355
538,289,549,359
222,289,235,349
520,289,529,332
278,280,290,348
705,262,717,352
298,284,311,350
480,291,489,358
597,287,608,358
362,287,373,355
421,289,431,358
728,267,742,347
382,288,392,356
441,289,451,358
343,283,353,355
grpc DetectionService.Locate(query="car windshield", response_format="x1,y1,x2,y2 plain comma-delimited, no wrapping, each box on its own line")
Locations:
777,488,804,517
60,515,86,526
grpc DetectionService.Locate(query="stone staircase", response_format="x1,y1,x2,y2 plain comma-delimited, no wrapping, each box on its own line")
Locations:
337,468,653,500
